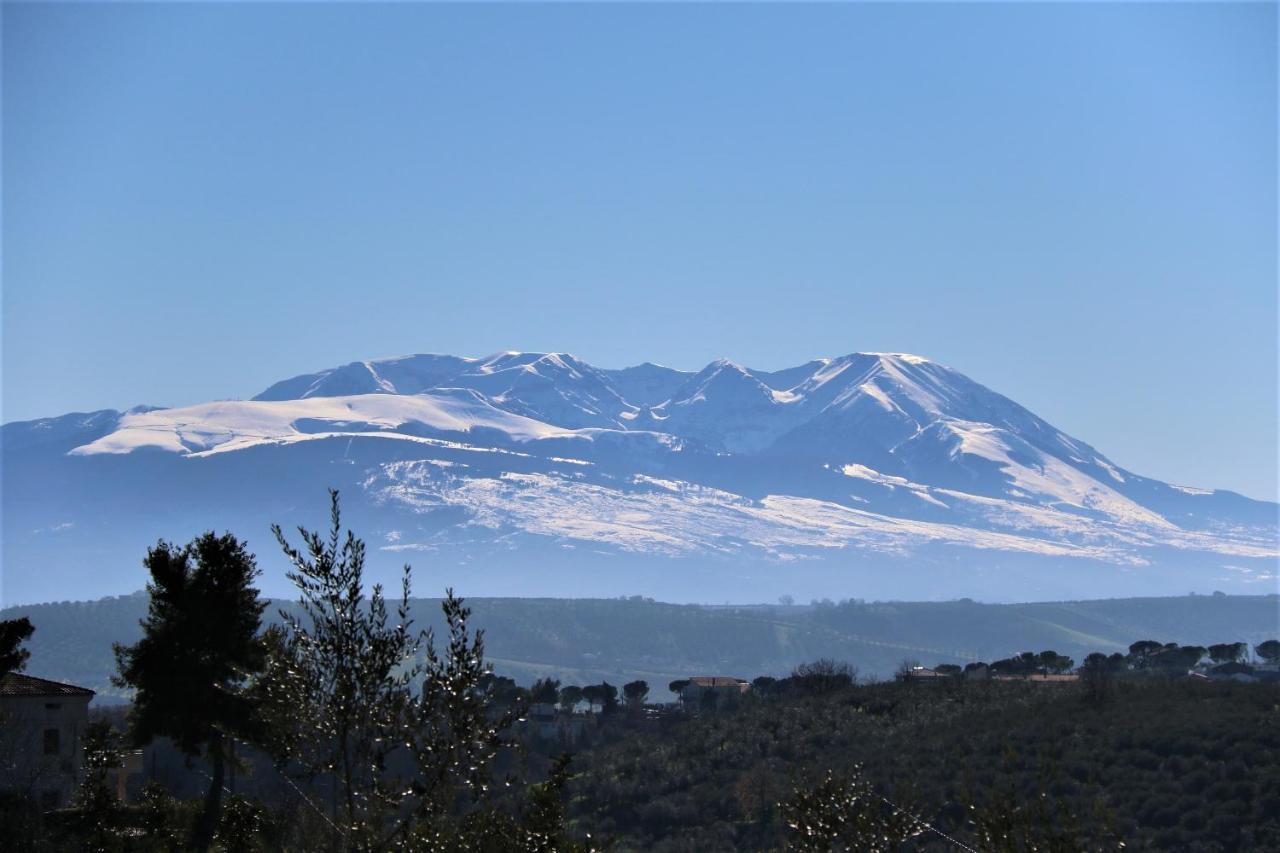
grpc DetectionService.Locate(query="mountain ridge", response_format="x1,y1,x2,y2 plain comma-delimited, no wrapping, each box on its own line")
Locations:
3,350,1275,605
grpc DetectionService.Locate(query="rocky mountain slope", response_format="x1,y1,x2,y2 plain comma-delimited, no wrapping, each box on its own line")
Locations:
3,351,1275,605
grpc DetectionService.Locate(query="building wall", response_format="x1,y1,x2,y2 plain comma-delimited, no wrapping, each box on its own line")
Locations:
680,683,746,709
0,694,92,809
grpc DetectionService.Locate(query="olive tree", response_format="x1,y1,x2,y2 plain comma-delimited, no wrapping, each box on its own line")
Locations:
260,491,525,849
262,490,426,848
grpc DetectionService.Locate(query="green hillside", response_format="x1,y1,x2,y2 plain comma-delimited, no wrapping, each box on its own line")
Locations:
4,592,1276,700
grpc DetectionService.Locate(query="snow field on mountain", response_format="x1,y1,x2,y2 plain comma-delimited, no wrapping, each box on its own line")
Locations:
70,390,568,456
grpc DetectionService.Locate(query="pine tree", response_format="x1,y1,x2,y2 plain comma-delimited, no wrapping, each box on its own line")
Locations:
0,617,34,672
113,532,267,853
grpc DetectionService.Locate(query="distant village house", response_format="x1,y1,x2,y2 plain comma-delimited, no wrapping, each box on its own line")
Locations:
680,676,749,709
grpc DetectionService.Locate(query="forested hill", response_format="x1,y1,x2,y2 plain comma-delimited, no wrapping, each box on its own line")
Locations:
4,593,1277,701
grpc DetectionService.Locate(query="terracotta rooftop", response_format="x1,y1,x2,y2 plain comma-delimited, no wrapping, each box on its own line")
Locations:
0,672,96,698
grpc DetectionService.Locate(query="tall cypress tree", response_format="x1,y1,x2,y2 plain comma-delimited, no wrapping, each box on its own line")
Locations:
113,532,267,853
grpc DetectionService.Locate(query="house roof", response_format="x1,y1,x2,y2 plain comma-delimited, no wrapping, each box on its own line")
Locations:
0,672,96,698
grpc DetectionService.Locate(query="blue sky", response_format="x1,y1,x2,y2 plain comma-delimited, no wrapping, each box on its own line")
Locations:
3,3,1276,500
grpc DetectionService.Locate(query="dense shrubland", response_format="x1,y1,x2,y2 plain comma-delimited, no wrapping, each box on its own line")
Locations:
563,674,1279,851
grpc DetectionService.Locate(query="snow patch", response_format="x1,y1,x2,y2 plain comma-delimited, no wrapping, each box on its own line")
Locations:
70,391,570,456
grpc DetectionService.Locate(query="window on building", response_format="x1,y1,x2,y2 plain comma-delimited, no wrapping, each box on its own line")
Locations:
45,702,62,711
43,728,60,756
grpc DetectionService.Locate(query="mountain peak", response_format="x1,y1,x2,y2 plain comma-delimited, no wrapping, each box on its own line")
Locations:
674,359,773,402
865,351,933,365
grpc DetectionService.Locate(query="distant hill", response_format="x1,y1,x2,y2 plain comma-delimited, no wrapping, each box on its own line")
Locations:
5,593,1276,702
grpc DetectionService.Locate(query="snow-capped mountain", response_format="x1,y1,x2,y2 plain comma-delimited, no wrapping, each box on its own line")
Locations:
253,352,637,430
3,351,1275,606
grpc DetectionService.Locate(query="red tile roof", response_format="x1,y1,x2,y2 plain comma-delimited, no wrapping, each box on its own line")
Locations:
0,672,96,697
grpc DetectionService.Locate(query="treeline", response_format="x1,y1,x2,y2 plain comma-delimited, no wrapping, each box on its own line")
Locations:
8,588,1279,702
914,639,1279,679
487,675,652,715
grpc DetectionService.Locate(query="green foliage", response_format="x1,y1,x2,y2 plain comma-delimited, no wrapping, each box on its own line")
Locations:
1208,642,1248,664
1155,644,1207,672
582,683,618,714
781,768,923,852
751,676,779,695
260,491,532,849
0,791,45,851
518,754,583,853
113,533,267,753
989,650,1074,676
216,794,266,853
263,488,427,847
73,721,124,852
622,680,649,709
1128,640,1164,668
407,765,596,853
1257,639,1280,663
531,677,561,705
112,531,267,852
412,590,525,821
600,682,618,714
558,685,583,713
790,659,856,693
0,616,34,672
967,785,1122,852
479,672,526,707
568,678,1280,851
1080,652,1121,704
139,782,191,849
1036,650,1074,673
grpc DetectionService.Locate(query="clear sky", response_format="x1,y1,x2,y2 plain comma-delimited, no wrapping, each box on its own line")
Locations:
3,3,1276,500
